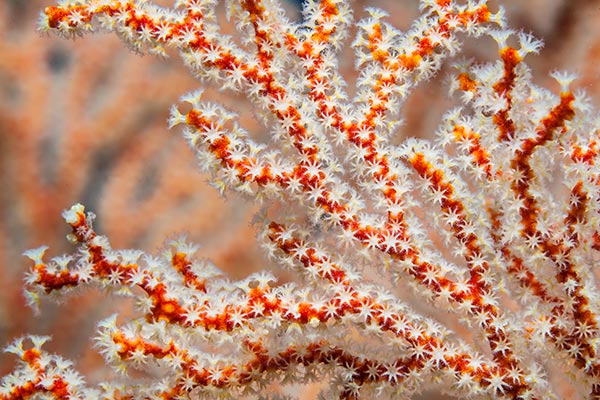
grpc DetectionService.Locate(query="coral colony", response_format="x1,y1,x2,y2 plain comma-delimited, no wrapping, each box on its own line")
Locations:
2,0,600,398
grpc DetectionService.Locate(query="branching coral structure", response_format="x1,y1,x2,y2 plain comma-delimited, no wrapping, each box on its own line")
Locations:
2,0,600,398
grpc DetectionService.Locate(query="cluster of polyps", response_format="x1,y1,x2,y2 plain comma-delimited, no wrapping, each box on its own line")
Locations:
2,0,600,398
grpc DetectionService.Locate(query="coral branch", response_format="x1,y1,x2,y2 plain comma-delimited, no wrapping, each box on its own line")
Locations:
3,0,600,398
